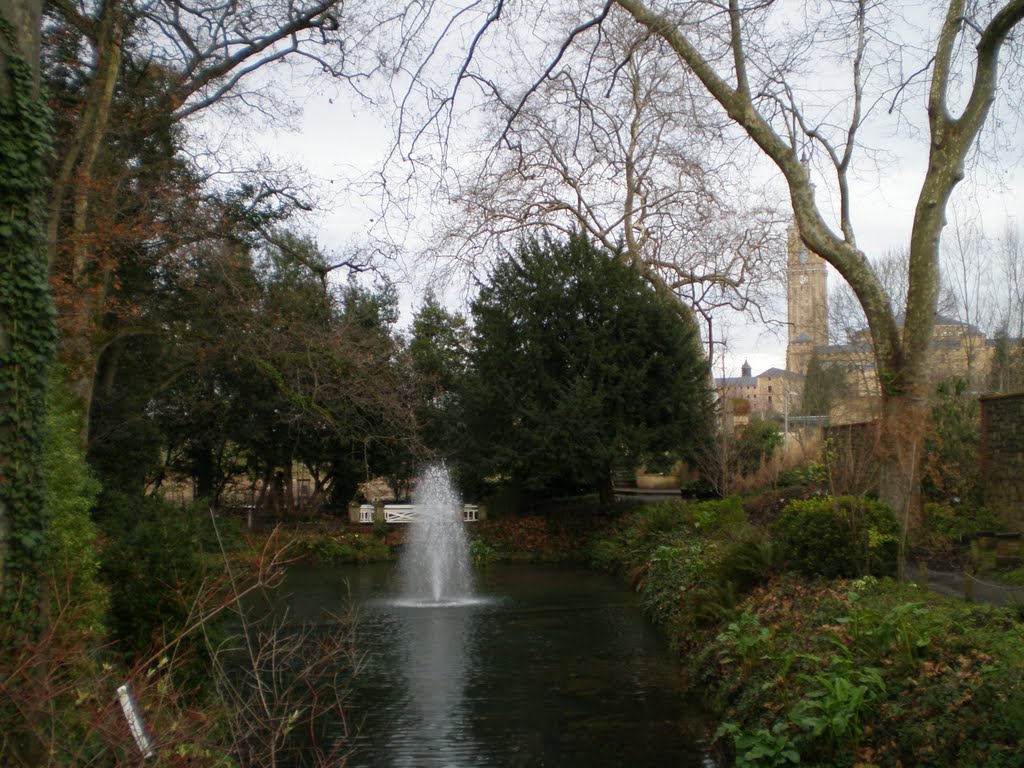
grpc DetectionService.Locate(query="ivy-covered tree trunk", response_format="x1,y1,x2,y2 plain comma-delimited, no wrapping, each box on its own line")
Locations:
0,0,56,627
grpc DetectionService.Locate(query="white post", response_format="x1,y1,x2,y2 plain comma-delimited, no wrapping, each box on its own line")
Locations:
784,391,799,458
116,683,154,759
784,393,789,442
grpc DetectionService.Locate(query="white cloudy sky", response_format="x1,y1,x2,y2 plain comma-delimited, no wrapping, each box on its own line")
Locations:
225,10,1024,381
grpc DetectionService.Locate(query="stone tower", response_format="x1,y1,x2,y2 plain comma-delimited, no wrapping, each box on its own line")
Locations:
785,225,828,375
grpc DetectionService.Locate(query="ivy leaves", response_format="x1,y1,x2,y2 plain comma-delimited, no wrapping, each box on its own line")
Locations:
0,16,57,633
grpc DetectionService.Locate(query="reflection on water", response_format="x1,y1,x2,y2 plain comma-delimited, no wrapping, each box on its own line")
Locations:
393,604,474,765
278,563,717,768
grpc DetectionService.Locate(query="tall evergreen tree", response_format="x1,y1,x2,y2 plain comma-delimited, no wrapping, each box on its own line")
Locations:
407,291,470,458
462,233,712,506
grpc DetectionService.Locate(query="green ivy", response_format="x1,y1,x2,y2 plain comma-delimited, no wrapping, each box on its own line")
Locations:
0,19,57,635
42,373,106,640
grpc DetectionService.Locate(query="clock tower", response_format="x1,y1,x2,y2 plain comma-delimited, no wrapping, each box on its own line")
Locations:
785,225,828,375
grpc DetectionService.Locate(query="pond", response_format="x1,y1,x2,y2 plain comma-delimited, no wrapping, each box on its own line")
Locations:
275,562,719,767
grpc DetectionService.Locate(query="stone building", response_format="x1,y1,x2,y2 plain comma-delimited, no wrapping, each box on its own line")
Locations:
785,226,829,376
716,218,1001,428
715,360,803,435
779,223,995,423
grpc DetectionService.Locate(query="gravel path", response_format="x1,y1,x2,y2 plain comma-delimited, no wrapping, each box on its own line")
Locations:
915,563,1024,607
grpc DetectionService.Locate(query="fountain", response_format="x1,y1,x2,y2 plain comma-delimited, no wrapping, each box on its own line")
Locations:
398,464,475,605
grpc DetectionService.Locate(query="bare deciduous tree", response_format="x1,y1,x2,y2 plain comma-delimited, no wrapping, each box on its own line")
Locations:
419,21,784,364
993,225,1024,339
379,0,1024,563
611,0,1024,532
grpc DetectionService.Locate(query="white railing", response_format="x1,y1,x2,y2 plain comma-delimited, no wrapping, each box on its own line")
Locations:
384,504,416,523
369,504,479,523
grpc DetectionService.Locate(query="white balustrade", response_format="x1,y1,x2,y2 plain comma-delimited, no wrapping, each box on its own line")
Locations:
373,503,480,523
384,504,417,523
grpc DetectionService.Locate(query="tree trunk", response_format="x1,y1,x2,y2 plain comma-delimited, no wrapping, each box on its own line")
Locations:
283,462,295,521
1,0,53,616
596,471,615,510
193,446,215,502
47,0,124,446
877,389,928,578
0,3,55,762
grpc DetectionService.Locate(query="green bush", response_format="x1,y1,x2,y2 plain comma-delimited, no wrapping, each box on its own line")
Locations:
693,496,747,533
776,461,828,490
97,492,207,653
773,496,898,578
300,532,389,564
641,544,690,629
42,375,107,639
733,418,783,475
742,489,796,525
627,501,692,549
922,502,1002,541
717,535,777,592
470,538,494,566
585,535,626,572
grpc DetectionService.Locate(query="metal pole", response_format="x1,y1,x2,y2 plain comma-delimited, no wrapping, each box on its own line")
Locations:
783,393,789,443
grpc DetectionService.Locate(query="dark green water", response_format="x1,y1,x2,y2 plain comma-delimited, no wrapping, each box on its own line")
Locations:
278,562,718,767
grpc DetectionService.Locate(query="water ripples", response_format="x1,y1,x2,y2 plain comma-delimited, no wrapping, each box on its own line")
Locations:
283,564,719,767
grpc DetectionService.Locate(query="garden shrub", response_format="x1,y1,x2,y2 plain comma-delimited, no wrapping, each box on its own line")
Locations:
692,496,746,534
717,535,777,593
742,489,797,526
594,496,1024,768
588,501,776,653
641,545,689,630
299,532,389,564
776,461,828,491
586,535,626,573
922,501,1002,541
686,532,776,632
98,492,207,654
627,501,692,550
470,538,494,566
707,577,1024,768
910,502,1002,565
773,496,898,578
733,417,783,475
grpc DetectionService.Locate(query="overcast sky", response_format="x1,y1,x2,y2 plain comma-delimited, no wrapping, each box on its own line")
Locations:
233,14,1024,381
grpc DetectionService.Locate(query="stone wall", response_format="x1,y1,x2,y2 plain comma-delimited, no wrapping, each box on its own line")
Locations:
980,393,1024,529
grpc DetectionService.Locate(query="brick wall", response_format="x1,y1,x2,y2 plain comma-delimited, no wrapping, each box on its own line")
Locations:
980,392,1024,528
